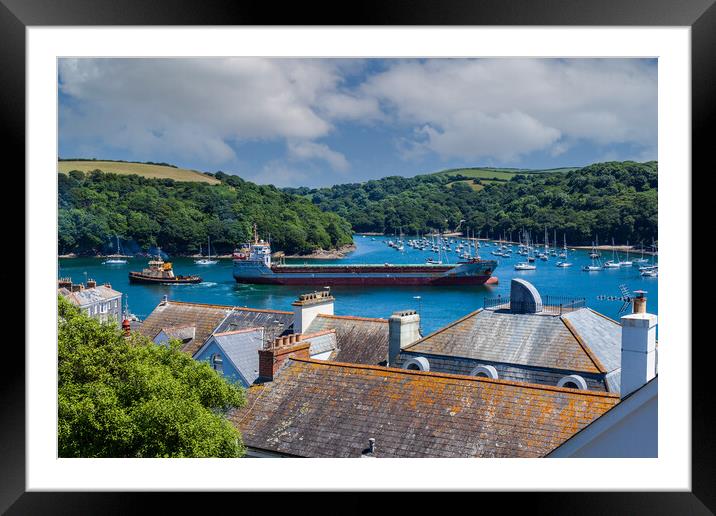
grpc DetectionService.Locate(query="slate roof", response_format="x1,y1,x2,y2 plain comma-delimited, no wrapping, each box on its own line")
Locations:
301,330,338,356
159,324,196,343
214,307,294,340
208,328,265,385
231,358,620,458
59,285,122,307
305,314,389,366
561,309,622,372
138,301,233,355
404,307,621,374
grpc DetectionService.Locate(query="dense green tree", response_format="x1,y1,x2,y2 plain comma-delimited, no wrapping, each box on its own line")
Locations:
291,161,657,245
58,170,353,255
58,296,246,458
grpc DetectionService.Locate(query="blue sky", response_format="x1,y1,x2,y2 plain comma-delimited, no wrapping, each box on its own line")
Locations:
58,58,657,188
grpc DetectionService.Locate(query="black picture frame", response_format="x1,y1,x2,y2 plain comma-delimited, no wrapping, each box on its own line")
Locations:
1,0,708,512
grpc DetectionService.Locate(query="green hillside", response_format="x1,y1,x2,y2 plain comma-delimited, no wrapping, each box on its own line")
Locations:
286,161,657,245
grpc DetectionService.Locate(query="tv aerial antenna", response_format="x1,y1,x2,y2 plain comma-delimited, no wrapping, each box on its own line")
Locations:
597,284,635,315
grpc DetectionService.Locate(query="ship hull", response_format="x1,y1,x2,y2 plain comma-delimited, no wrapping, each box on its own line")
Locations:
232,260,498,287
233,275,498,286
128,273,202,285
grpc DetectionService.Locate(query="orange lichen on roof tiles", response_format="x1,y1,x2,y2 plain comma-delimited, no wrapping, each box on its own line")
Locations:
231,357,619,458
138,301,231,356
306,315,389,365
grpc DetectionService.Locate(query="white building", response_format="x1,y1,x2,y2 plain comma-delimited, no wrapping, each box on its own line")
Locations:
58,278,123,326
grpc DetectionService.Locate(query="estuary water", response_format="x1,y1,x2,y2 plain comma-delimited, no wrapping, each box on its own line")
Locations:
58,235,658,335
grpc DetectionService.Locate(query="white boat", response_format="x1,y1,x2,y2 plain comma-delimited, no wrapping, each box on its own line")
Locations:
603,238,621,268
582,265,602,271
103,235,128,264
618,241,632,266
556,235,570,264
583,243,602,271
515,262,536,270
641,268,658,277
195,236,218,265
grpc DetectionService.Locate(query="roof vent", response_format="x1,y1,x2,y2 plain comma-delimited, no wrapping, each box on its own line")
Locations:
509,278,543,314
361,438,376,458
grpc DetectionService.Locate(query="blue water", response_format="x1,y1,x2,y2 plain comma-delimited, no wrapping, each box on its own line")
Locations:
58,235,658,335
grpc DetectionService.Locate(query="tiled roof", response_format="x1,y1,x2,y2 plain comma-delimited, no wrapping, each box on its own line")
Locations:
305,314,389,365
231,358,619,458
301,330,338,356
404,308,608,374
138,301,232,355
214,307,294,340
160,324,196,343
59,285,122,307
561,309,622,372
210,328,265,385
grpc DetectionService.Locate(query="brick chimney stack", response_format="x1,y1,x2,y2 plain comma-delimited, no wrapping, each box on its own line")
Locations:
87,278,97,289
258,334,310,381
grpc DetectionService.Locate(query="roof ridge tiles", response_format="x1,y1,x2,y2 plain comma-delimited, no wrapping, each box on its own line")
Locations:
403,308,484,350
213,327,264,337
300,329,337,339
233,306,294,315
560,316,608,373
585,307,622,325
165,300,234,309
316,314,389,323
288,357,620,399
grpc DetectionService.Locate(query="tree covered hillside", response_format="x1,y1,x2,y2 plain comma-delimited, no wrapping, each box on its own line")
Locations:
58,170,353,256
287,161,657,245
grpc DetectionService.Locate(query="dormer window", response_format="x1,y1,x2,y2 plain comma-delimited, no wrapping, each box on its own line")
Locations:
470,364,499,380
402,356,430,372
557,375,588,390
211,353,224,373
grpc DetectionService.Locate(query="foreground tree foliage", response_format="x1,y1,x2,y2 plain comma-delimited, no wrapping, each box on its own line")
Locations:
287,161,658,245
58,169,353,256
58,297,246,457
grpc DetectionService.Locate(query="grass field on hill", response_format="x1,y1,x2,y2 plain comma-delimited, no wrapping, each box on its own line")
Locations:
433,166,579,190
58,160,222,184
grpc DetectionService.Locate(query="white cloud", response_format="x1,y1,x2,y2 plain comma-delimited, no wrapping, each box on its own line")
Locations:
58,58,369,164
419,110,561,162
287,141,349,172
362,58,657,163
59,57,657,175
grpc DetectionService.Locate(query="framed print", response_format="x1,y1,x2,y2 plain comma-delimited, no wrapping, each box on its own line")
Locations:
2,0,710,512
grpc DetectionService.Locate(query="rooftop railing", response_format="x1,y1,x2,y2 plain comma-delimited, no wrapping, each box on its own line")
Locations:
483,295,586,315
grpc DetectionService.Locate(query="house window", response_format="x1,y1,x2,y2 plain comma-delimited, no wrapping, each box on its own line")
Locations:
402,356,430,372
557,375,588,390
470,364,499,380
211,353,224,373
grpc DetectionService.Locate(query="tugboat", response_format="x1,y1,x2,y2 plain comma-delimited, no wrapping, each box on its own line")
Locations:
129,254,202,284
